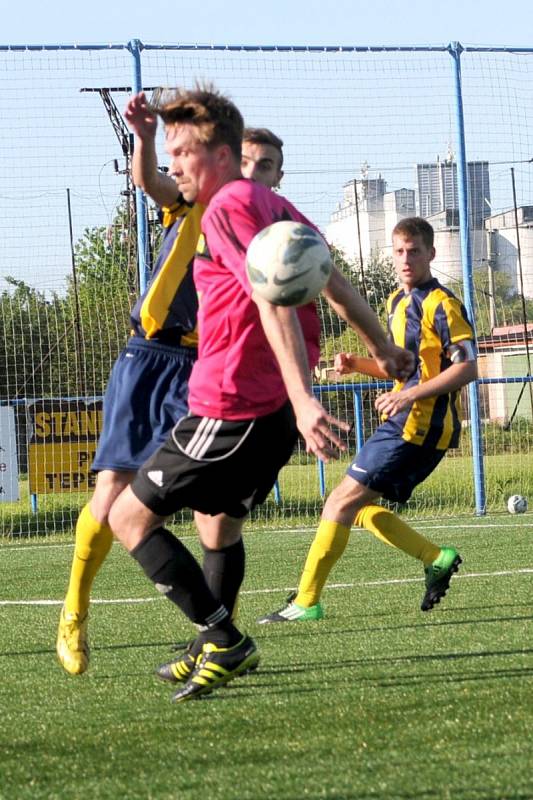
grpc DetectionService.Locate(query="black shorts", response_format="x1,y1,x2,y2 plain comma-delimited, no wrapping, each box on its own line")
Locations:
131,401,297,518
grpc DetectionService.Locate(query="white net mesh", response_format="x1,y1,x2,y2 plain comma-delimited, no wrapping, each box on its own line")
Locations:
1,44,533,534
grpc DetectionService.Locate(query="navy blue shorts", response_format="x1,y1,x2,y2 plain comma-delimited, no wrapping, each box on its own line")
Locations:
347,422,445,504
92,337,197,472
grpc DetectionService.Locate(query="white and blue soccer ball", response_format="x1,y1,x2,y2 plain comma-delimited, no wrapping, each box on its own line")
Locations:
507,494,528,514
246,220,332,307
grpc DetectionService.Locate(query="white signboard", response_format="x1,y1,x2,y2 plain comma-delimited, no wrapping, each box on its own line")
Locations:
0,406,19,502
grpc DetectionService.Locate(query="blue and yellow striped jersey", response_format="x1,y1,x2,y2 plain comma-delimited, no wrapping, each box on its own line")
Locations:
386,277,474,450
130,200,203,347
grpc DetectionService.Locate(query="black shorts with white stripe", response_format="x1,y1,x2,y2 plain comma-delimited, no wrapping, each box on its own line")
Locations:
131,401,298,518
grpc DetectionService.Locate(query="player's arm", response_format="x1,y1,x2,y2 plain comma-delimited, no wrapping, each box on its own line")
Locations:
253,294,349,462
124,92,180,208
375,342,477,417
316,353,388,381
322,266,415,381
333,352,389,379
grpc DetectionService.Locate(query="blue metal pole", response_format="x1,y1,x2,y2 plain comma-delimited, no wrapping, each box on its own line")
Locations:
353,390,364,452
128,38,151,294
318,459,326,498
449,42,486,515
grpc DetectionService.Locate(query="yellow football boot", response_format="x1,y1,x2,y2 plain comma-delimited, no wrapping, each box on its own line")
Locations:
56,607,89,675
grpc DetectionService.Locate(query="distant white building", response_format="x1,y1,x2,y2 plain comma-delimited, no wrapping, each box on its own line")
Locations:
484,206,533,297
425,209,487,286
325,173,415,264
416,156,491,229
325,163,533,300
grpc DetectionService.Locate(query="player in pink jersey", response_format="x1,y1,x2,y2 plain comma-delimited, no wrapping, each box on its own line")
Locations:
56,103,288,677
107,85,414,703
189,179,321,419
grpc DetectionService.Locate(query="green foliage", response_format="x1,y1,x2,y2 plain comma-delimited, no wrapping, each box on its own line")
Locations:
0,201,136,401
361,246,398,316
451,269,533,337
319,246,398,366
64,204,137,396
0,278,69,401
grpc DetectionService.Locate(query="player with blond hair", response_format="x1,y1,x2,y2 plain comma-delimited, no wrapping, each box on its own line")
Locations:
106,85,414,702
56,88,287,677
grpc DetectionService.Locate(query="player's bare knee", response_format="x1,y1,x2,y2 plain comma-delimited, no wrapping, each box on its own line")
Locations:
323,478,369,520
91,469,135,523
108,488,157,551
195,511,243,549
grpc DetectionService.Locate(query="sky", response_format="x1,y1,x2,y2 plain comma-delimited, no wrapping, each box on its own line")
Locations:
3,0,533,49
2,0,533,295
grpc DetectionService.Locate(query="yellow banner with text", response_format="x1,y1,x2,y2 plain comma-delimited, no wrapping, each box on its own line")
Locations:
27,400,103,494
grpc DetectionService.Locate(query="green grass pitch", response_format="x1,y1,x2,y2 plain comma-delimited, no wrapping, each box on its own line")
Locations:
0,517,532,800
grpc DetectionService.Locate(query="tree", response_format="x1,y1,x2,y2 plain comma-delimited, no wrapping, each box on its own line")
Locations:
61,201,138,396
0,278,70,402
319,245,398,364
1,201,138,404
465,269,533,338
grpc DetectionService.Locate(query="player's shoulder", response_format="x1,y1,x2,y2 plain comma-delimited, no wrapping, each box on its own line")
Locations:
161,200,203,227
387,286,404,307
211,178,259,207
207,179,305,227
428,279,463,307
426,280,473,330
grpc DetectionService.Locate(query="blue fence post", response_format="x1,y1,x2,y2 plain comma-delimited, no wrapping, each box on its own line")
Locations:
318,459,326,498
353,389,364,452
312,385,327,497
128,38,151,294
449,41,486,516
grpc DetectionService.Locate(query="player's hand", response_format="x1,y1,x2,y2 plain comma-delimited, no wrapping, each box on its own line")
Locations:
333,352,355,376
374,344,415,381
124,92,158,138
374,388,414,416
294,395,350,462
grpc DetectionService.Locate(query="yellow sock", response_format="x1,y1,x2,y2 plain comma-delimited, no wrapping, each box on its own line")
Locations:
354,505,440,565
64,504,113,617
295,520,351,607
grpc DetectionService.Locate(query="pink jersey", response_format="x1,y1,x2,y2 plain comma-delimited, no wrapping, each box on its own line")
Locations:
188,179,321,420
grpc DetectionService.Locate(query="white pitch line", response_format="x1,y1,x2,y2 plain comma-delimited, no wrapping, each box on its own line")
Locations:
0,597,161,607
1,567,531,607
2,520,532,553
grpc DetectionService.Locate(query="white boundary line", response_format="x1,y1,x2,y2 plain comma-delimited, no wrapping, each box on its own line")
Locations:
1,567,531,607
2,520,533,553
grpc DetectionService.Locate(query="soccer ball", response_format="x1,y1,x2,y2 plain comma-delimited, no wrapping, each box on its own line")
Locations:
246,220,332,307
507,494,528,514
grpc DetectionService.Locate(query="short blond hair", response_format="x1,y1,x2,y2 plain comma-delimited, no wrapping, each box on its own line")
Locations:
154,85,243,161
